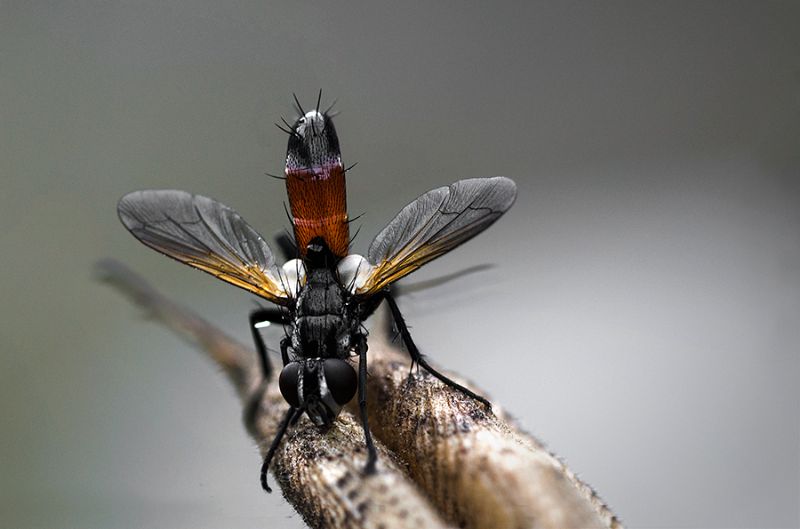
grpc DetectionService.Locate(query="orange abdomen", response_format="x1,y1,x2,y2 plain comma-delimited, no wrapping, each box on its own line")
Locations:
285,164,349,258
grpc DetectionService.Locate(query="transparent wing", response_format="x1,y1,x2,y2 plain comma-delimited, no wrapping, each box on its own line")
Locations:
357,177,516,296
118,190,291,304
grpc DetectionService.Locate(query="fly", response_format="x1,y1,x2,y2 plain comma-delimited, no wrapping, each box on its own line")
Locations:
117,94,517,492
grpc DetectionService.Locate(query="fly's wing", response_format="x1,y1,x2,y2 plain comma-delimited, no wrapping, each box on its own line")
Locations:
118,190,292,304
356,177,516,296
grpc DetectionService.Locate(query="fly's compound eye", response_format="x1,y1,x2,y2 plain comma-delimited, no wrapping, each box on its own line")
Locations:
322,359,357,406
278,362,302,408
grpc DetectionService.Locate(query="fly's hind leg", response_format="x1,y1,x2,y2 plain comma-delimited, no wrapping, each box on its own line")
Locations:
383,291,492,410
355,333,378,474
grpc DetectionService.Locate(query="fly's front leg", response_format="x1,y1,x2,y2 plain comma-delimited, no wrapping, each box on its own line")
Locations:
355,333,378,474
249,307,288,380
260,406,303,493
383,291,492,410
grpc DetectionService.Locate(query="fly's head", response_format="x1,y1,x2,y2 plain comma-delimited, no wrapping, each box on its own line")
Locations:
286,109,341,175
278,358,357,427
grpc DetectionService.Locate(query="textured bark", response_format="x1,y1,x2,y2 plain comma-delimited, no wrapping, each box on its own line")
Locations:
358,339,621,529
98,259,622,529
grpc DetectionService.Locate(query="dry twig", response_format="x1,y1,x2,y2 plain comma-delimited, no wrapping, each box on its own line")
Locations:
98,259,622,529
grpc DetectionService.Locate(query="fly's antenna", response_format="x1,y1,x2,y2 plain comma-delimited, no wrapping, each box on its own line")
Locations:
292,93,306,116
315,89,322,114
265,171,286,181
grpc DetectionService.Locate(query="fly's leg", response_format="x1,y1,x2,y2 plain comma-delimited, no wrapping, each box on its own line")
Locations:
244,308,288,432
355,333,378,474
383,291,492,410
249,307,288,380
261,406,303,493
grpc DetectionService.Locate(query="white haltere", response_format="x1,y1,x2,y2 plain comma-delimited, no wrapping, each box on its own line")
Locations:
279,259,307,298
336,254,374,294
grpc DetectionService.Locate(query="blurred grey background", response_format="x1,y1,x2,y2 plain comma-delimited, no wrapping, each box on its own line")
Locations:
2,1,799,528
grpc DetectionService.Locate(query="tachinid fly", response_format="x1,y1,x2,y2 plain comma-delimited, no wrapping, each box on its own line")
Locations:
117,94,517,492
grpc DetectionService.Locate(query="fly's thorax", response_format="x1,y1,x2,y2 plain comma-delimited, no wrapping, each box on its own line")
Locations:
278,358,357,427
296,267,346,316
288,245,369,359
292,265,357,358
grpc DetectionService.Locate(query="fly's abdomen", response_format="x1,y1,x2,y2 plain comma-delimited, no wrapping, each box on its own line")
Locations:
285,110,349,258
286,165,348,259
